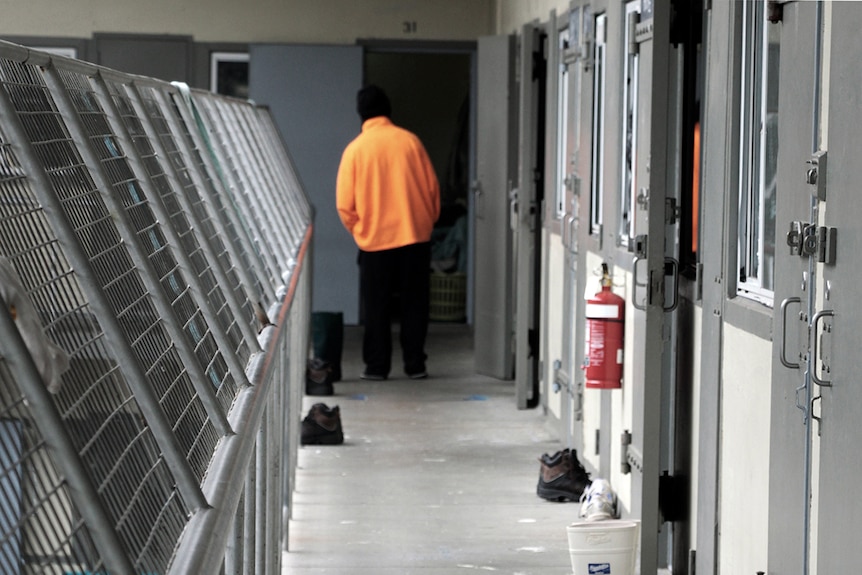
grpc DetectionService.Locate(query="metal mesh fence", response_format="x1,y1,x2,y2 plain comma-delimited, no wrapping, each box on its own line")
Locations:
0,41,310,575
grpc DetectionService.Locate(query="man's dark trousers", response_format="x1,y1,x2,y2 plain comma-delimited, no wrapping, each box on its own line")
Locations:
359,242,431,378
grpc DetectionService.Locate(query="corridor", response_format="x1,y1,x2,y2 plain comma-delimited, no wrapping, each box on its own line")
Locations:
283,323,578,574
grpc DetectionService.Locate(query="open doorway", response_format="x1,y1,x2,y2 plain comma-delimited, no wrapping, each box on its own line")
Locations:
362,46,474,325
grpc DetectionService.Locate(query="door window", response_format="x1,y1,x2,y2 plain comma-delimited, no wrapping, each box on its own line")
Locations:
737,1,779,303
554,27,570,220
619,1,641,249
590,13,607,237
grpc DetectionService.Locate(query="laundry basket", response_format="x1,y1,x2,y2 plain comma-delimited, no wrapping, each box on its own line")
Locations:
429,271,466,322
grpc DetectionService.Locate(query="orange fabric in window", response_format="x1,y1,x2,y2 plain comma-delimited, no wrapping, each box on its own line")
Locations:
691,122,700,254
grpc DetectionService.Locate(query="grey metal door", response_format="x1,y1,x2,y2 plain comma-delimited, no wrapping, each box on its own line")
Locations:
249,44,363,324
813,4,862,571
769,1,818,573
474,35,517,379
558,4,587,450
514,24,545,409
624,2,674,573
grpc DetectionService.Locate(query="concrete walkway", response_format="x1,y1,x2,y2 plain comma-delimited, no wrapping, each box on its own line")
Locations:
282,323,580,574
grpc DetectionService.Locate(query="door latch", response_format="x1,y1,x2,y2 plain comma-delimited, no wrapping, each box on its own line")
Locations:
786,221,837,265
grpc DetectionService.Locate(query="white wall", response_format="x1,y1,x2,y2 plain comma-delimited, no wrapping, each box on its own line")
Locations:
0,0,493,43
720,323,771,573
494,0,570,34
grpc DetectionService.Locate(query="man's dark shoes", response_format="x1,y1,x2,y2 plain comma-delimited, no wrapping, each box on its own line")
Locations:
301,403,344,445
359,371,387,381
537,448,591,502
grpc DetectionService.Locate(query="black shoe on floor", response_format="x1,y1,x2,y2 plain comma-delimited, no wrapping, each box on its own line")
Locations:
360,371,387,381
301,403,344,445
536,448,591,502
306,358,334,396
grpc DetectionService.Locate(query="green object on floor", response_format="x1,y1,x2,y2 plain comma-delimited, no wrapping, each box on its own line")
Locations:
311,311,343,382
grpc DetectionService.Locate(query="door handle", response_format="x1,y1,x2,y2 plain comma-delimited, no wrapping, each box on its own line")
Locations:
811,309,834,387
779,297,802,369
632,256,678,312
663,258,679,312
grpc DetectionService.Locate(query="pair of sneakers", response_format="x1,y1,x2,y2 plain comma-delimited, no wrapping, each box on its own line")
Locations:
536,449,619,521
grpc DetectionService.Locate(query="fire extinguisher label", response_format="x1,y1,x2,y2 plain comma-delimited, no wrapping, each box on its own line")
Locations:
586,302,620,319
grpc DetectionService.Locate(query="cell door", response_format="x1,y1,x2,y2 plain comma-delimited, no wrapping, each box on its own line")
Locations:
768,2,822,573
812,4,862,572
622,1,675,573
474,35,517,380
249,44,363,324
558,4,589,451
514,24,546,409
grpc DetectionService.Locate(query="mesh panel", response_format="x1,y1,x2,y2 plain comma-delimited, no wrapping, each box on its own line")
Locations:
0,43,310,575
0,61,189,573
163,90,271,312
193,96,280,288
104,78,246,413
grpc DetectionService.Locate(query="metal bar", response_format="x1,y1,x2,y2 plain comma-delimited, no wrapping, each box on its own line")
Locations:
255,412,267,575
244,457,256,575
803,5,825,574
9,63,208,512
0,298,137,574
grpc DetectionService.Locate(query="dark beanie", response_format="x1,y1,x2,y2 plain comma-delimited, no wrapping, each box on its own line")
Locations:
357,85,391,121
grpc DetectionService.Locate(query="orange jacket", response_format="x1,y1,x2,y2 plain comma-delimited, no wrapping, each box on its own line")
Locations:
336,117,440,252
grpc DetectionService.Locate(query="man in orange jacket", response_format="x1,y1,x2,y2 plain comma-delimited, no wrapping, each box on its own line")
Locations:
336,85,440,380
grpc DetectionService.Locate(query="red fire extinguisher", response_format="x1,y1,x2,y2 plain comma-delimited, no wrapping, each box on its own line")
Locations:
583,263,625,389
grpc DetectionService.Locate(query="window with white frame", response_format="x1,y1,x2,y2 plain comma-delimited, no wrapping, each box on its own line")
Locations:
590,13,607,236
737,1,779,302
210,52,249,98
555,27,571,220
619,1,641,249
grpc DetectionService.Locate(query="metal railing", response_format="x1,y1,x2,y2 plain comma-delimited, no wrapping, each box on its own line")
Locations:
0,40,311,575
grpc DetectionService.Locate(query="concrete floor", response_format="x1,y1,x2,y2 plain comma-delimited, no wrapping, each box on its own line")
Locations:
282,323,581,574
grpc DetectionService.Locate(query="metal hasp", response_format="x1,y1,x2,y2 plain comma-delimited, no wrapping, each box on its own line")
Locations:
806,149,828,201
786,221,837,265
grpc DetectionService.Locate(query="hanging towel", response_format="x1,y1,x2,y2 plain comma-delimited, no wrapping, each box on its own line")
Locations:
0,257,70,393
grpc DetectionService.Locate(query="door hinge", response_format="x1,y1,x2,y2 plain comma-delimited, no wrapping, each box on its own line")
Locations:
665,197,681,225
621,430,632,474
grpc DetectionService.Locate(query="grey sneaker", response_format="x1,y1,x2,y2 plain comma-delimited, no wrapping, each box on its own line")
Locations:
579,478,618,521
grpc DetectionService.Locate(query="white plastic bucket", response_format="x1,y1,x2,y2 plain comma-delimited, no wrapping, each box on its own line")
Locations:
566,520,640,575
